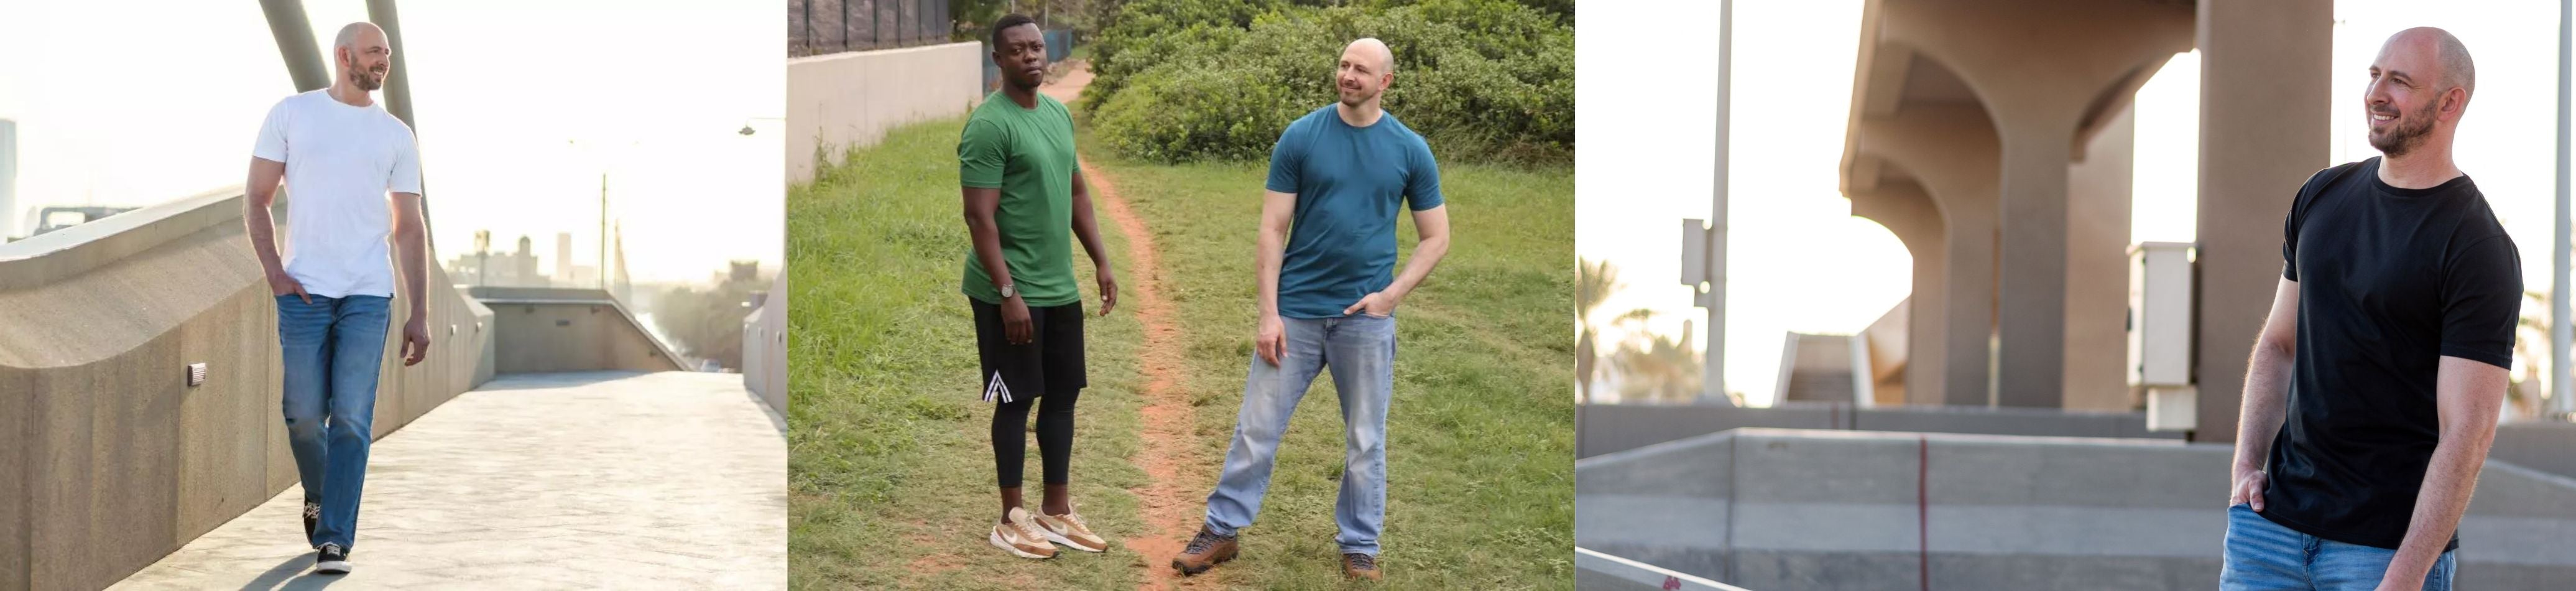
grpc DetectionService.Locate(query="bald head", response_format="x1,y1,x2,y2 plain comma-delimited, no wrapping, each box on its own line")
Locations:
1345,38,1394,74
332,22,392,92
1336,38,1396,109
2383,27,2473,96
2364,27,2475,158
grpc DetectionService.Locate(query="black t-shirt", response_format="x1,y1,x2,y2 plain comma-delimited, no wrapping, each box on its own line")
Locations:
2262,157,2521,551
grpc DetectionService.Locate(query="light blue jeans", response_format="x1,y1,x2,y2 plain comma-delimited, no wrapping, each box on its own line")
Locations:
276,294,390,550
1204,313,1396,556
2222,503,2454,590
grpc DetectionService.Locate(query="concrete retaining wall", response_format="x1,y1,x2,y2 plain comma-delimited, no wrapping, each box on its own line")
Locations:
742,271,787,416
0,189,495,591
1576,428,2576,590
785,42,983,184
2491,421,2576,482
466,287,686,375
1577,402,2180,458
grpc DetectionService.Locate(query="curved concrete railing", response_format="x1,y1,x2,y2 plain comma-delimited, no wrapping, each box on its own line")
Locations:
1576,428,2576,590
0,187,497,590
464,286,689,374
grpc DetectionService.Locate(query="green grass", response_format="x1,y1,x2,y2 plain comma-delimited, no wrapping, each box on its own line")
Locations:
787,114,1572,589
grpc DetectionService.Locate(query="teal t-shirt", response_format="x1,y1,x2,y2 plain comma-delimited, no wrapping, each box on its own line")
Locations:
1266,105,1444,319
958,92,1081,307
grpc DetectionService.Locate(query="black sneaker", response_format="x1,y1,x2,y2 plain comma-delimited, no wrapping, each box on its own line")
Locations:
315,544,351,574
302,501,320,541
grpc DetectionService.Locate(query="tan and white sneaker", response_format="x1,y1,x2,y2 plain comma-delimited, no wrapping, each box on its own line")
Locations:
1033,510,1109,552
990,508,1058,559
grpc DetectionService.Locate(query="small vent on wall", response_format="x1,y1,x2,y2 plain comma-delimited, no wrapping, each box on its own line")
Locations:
556,319,572,327
185,363,208,387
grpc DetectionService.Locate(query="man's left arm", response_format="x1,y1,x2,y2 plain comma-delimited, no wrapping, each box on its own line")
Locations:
2379,356,2506,590
392,190,432,366
2383,233,2520,590
1344,144,1450,317
390,135,431,366
1068,166,1116,316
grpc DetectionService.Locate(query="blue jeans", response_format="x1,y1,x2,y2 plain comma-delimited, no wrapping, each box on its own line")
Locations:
2222,504,2454,590
1204,313,1396,556
276,294,390,550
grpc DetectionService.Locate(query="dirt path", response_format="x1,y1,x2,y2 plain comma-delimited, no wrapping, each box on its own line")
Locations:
1082,161,1203,591
1050,60,1203,591
1042,59,1094,105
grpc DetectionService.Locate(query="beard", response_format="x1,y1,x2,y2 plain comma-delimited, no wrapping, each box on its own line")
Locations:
350,67,386,91
2366,97,2437,157
1338,84,1380,107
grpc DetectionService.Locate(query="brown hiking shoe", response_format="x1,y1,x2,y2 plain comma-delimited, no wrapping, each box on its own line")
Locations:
989,508,1058,559
1343,552,1382,580
1169,526,1238,575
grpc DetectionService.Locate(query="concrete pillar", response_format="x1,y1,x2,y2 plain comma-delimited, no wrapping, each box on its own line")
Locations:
2193,0,2334,443
1850,181,1950,406
1875,0,2192,408
1854,104,2000,406
2066,105,2136,411
1995,116,2077,407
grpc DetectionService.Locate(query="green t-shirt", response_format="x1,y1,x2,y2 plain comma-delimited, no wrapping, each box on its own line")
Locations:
958,92,1080,307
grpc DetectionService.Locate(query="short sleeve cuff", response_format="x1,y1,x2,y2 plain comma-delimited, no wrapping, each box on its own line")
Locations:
2439,345,2514,370
1408,190,1444,212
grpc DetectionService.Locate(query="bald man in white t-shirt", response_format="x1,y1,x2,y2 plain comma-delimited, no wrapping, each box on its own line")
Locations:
242,21,433,576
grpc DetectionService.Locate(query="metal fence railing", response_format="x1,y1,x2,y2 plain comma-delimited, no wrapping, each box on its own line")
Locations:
789,0,956,57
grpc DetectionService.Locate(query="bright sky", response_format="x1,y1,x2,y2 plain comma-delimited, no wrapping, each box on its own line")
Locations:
1577,0,2567,406
0,1,783,284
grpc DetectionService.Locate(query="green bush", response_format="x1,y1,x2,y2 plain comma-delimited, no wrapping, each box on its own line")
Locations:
1084,0,1572,165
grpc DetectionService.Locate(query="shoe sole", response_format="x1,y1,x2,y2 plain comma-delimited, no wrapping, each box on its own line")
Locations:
315,561,351,575
1037,527,1107,552
990,531,1056,559
1171,549,1236,575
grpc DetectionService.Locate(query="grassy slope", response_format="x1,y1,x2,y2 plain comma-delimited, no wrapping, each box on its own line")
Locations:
786,115,1572,589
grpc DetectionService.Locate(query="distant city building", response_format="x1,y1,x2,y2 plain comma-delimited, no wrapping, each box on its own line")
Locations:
445,233,547,287
555,232,575,284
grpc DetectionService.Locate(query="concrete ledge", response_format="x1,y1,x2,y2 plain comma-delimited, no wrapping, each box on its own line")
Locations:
0,187,495,591
1576,428,2576,589
466,286,688,373
1577,402,2181,458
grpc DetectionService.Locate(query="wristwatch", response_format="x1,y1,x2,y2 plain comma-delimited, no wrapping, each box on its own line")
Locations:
999,283,1017,299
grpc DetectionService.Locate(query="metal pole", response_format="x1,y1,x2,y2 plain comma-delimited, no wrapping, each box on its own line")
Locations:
258,0,330,92
1704,0,1732,406
601,173,609,291
2556,0,2574,419
365,0,435,258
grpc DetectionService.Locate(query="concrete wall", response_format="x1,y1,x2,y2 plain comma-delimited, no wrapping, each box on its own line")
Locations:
1577,428,2576,590
785,42,983,184
1577,403,2180,460
742,271,787,416
467,287,687,375
0,189,495,591
2492,421,2576,482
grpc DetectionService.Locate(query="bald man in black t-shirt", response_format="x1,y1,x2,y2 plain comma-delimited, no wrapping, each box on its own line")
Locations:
2220,27,2518,591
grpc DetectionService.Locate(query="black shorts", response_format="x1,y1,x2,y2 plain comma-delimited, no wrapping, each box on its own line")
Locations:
970,297,1086,403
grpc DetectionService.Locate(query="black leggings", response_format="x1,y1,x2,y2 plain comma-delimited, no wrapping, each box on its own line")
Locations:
993,388,1079,488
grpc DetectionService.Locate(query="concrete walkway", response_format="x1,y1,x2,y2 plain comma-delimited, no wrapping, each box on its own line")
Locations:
109,371,786,590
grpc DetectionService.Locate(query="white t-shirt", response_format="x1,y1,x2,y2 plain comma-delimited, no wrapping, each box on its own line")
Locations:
251,89,423,299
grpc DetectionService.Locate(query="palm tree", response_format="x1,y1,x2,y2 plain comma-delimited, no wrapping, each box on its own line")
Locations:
1609,309,1702,404
1577,259,1620,404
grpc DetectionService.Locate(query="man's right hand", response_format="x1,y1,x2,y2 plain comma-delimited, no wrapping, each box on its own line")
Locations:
1002,296,1035,345
1255,314,1286,366
2229,466,2269,511
267,271,312,304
